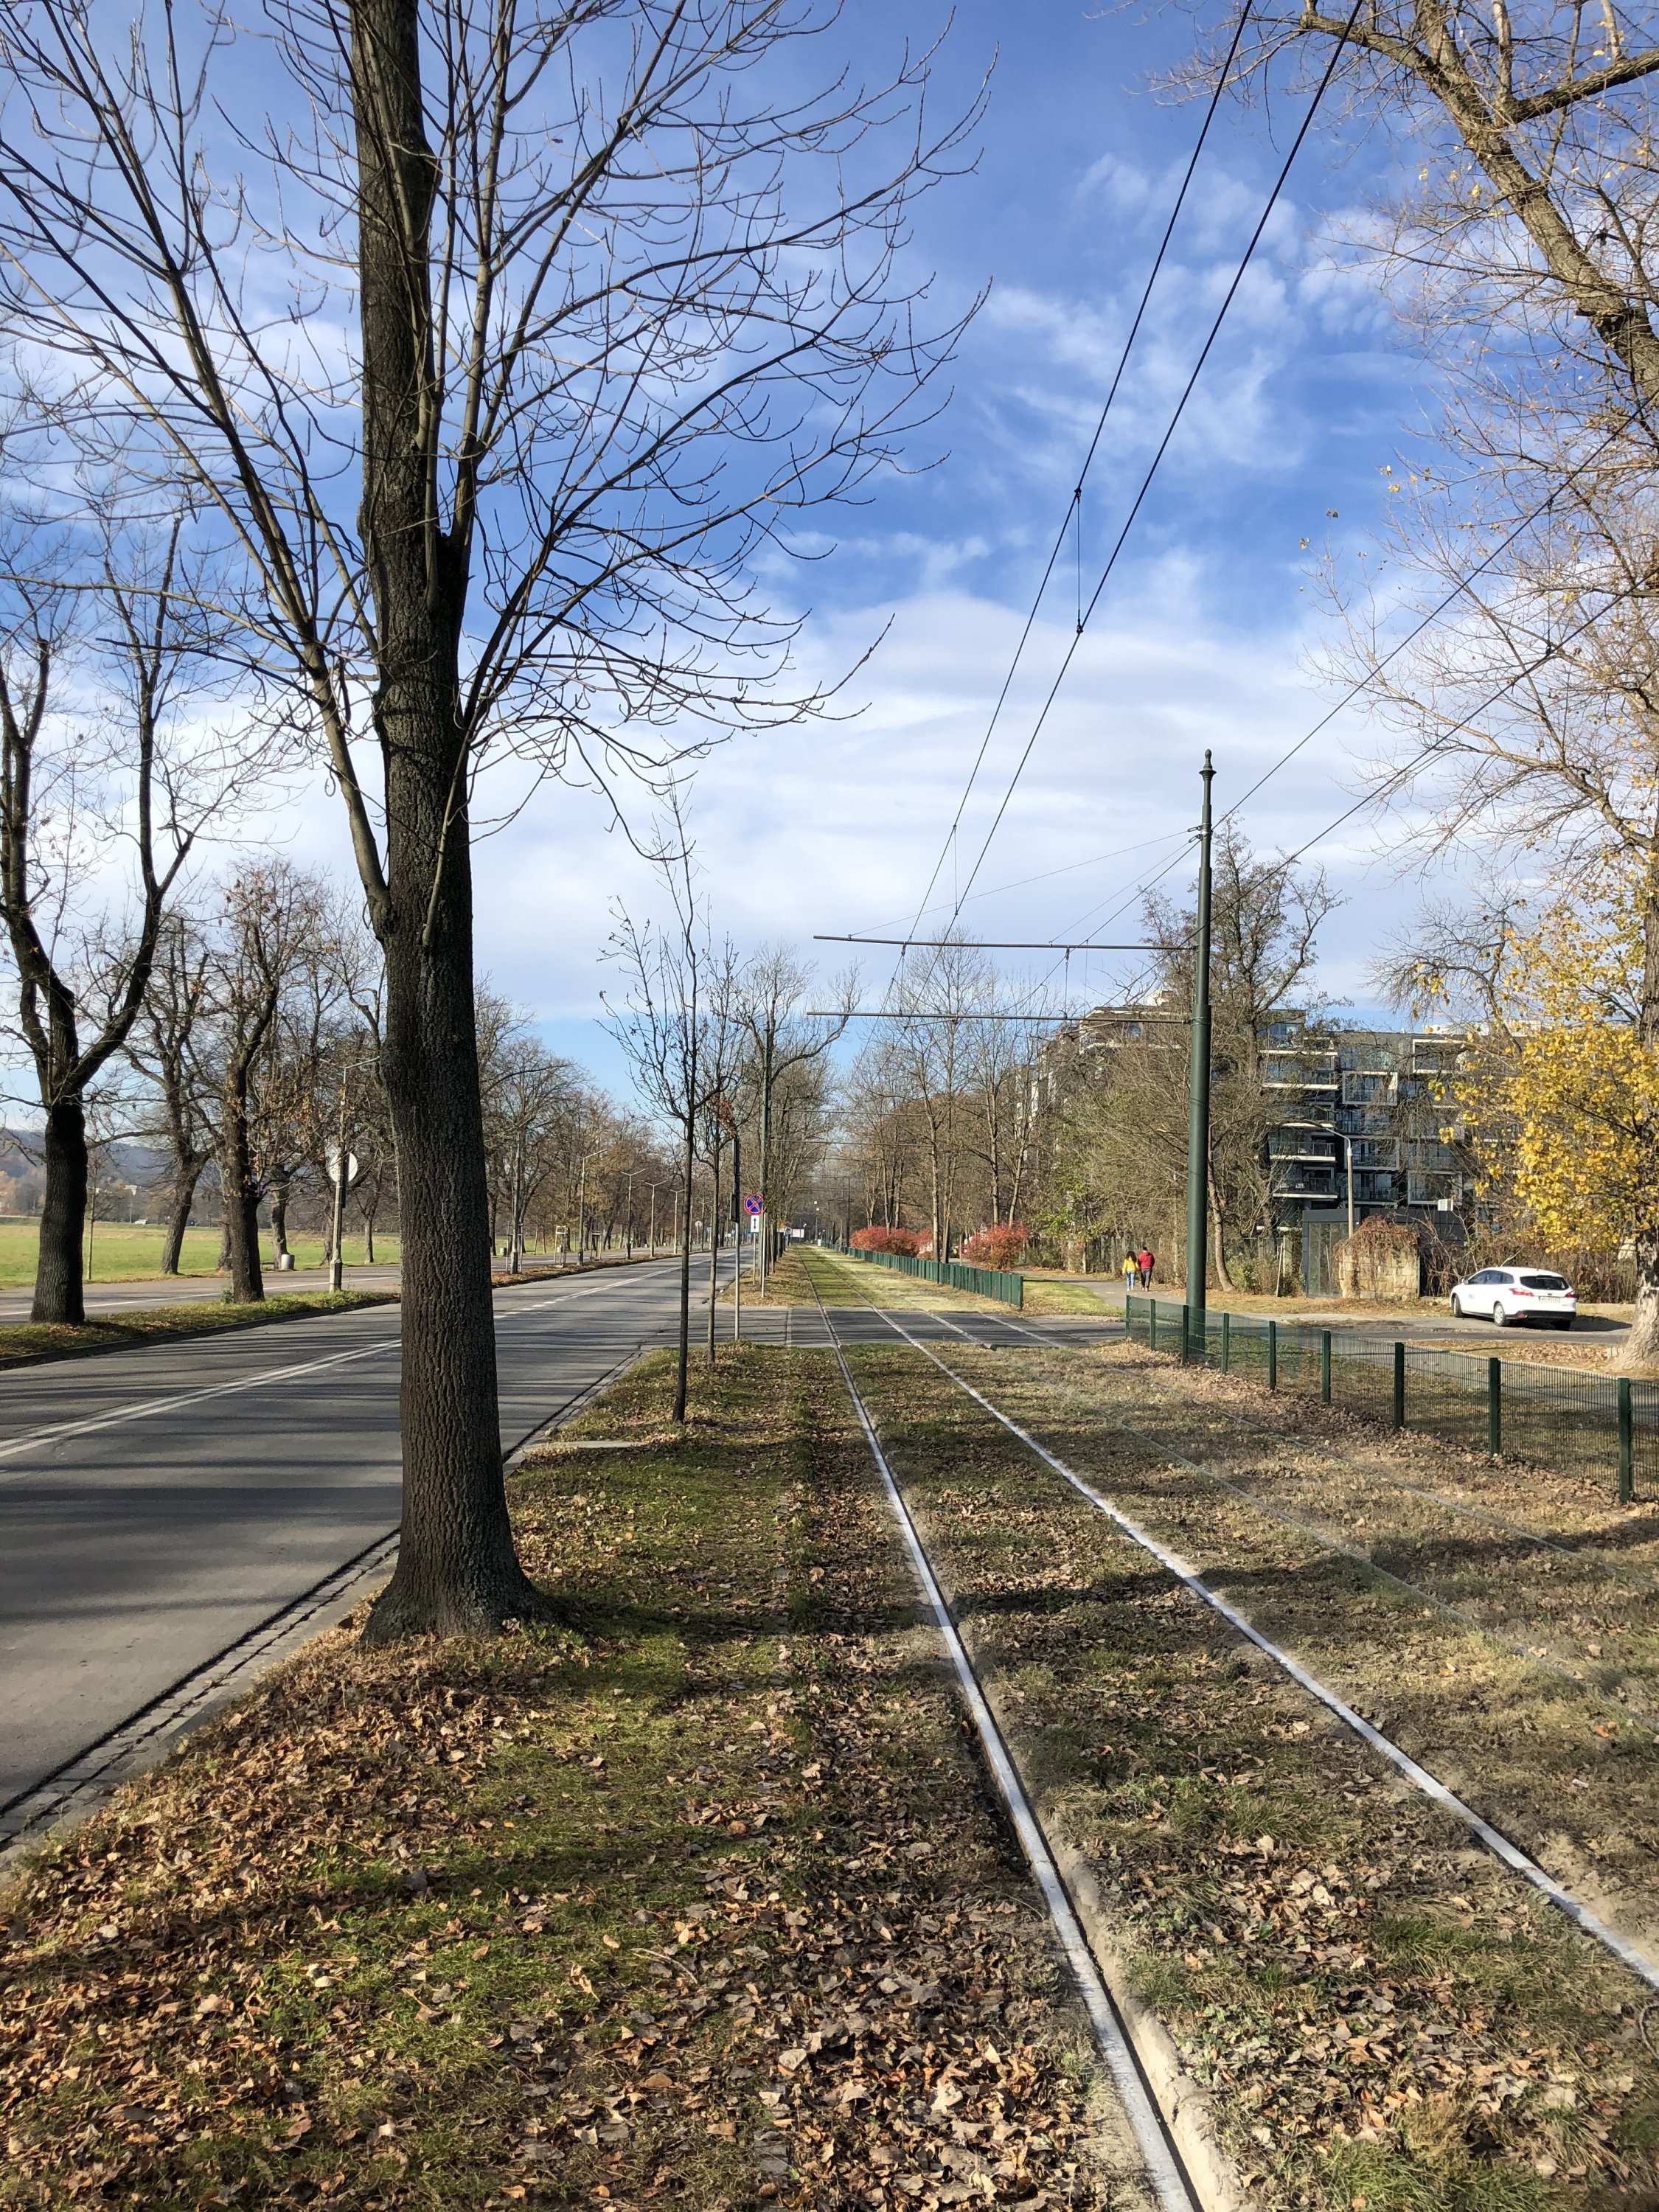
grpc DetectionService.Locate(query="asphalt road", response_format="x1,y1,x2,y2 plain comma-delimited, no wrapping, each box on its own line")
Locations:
0,1254,733,1827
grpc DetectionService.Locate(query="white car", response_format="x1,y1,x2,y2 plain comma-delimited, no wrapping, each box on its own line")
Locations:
1449,1266,1577,1329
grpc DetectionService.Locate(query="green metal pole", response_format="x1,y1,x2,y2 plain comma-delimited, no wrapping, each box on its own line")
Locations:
1220,1310,1231,1373
1488,1357,1502,1458
1321,1329,1332,1405
1619,1377,1634,1504
1180,1301,1191,1363
1393,1340,1405,1430
1183,752,1215,1343
1267,1318,1278,1391
1150,1298,1158,1353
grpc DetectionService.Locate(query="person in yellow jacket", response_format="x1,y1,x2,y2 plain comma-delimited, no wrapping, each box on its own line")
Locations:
1121,1251,1137,1295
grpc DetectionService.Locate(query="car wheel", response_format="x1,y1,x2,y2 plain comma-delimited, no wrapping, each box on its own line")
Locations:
1450,1295,1463,1318
1491,1301,1510,1326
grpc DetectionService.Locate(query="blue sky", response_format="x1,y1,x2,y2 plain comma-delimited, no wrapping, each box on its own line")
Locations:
279,0,1450,1096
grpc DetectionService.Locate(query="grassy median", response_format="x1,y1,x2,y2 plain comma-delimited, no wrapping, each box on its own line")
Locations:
0,1347,1134,2212
0,1288,399,1371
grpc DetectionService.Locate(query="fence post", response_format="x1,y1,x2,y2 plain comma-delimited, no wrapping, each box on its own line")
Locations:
1320,1329,1332,1405
1180,1303,1192,1363
1267,1318,1278,1391
1220,1310,1231,1373
1488,1357,1502,1458
1393,1341,1405,1430
1150,1298,1158,1353
1619,1377,1635,1505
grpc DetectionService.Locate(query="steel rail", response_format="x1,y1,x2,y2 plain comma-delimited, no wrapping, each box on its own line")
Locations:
854,1305,1659,1999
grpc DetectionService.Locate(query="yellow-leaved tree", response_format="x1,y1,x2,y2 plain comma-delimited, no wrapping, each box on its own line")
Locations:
1450,880,1659,1324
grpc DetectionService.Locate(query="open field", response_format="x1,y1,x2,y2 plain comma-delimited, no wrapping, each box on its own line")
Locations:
0,1220,402,1288
0,1287,398,1371
0,1347,1141,2212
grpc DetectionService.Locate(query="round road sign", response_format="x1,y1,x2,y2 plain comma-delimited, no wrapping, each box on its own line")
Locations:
743,1193,764,1217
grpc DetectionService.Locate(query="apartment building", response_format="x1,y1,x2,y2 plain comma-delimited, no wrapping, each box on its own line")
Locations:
1262,1021,1470,1293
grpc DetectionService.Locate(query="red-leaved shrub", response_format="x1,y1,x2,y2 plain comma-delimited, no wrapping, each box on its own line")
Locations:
959,1223,1029,1270
849,1225,924,1256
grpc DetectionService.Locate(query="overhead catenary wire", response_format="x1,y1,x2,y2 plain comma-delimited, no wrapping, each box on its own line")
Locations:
1031,529,1652,996
1267,563,1656,872
939,0,1368,934
888,0,1261,978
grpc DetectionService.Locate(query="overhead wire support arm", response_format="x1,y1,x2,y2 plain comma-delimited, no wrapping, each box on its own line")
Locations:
813,936,1165,951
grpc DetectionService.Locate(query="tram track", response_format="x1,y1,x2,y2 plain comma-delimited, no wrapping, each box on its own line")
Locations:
846,1297,1659,2000
803,1269,1216,2211
801,1265,1659,2194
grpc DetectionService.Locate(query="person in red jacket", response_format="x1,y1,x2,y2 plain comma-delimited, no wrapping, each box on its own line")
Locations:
1136,1246,1155,1290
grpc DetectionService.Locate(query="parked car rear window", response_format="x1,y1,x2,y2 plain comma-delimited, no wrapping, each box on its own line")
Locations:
1520,1273,1568,1291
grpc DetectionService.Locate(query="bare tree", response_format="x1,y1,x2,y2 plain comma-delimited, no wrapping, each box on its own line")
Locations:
1193,0,1659,428
0,0,973,1635
605,815,729,1424
125,912,212,1275
736,947,852,1287
1323,426,1659,1357
199,866,333,1303
0,513,263,1322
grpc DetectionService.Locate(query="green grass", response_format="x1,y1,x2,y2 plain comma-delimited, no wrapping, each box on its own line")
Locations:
0,1217,400,1287
0,1287,397,1368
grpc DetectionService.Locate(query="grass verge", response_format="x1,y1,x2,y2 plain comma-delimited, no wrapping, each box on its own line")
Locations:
793,1248,1110,1321
0,1221,397,1287
0,1289,398,1371
0,1346,1138,2212
844,1340,1659,2210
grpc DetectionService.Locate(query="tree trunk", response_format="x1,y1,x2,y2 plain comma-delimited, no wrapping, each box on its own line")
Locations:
1211,1187,1235,1291
270,1172,291,1264
160,1161,202,1276
220,1080,264,1304
32,1095,87,1324
363,1198,377,1265
674,1116,695,1421
347,0,543,1640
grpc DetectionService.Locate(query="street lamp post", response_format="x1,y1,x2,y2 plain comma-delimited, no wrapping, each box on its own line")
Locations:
1183,753,1215,1340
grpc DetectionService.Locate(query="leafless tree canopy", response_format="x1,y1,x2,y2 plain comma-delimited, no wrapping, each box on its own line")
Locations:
0,0,975,857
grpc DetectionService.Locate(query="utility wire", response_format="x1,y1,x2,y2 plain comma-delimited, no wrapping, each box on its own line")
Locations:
889,0,1259,977
1273,571,1653,869
1217,420,1632,829
941,0,1368,932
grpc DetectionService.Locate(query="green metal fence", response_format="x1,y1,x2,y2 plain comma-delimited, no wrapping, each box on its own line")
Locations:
824,1240,1023,1310
1124,1293,1656,1500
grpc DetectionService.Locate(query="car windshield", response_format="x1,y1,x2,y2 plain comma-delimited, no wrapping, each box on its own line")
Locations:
1520,1273,1568,1291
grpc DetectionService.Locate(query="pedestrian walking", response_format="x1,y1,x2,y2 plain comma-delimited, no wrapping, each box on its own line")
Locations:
1121,1251,1137,1296
1137,1245,1155,1290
